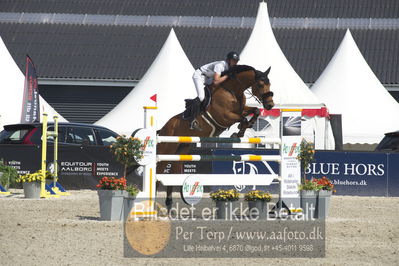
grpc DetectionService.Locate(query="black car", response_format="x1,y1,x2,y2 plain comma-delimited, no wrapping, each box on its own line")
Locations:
0,122,118,146
375,131,399,152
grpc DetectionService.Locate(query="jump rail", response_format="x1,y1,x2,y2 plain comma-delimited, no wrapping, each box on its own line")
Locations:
157,136,281,144
156,154,281,162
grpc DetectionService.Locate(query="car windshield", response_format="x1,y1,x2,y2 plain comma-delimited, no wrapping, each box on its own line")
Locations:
0,128,30,143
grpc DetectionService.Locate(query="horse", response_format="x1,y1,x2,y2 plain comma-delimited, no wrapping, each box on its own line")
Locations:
156,65,274,208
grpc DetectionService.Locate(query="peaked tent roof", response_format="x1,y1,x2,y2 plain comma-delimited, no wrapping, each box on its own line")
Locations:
95,29,196,135
239,2,322,106
311,29,399,144
0,36,66,129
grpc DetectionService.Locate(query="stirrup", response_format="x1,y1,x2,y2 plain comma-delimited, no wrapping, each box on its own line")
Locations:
190,119,202,131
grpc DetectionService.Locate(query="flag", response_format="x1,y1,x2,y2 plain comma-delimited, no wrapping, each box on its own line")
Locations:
150,94,157,103
21,55,40,123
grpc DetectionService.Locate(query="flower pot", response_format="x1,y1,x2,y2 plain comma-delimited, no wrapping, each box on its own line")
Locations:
316,190,332,219
98,190,128,221
123,196,136,221
215,201,237,220
23,182,41,198
300,190,317,220
247,200,267,220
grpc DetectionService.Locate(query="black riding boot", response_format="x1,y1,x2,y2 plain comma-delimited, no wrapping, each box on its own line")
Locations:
183,97,202,131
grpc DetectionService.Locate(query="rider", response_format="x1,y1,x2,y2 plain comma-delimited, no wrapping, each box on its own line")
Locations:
186,51,240,130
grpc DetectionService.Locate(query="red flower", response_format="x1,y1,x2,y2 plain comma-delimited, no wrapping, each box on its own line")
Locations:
96,176,128,190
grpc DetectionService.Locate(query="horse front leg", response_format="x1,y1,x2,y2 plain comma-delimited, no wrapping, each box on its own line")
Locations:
234,106,260,137
165,143,191,212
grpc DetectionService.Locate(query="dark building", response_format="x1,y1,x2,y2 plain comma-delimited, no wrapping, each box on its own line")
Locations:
0,0,398,123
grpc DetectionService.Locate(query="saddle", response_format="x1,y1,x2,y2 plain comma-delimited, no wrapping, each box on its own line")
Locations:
182,86,212,120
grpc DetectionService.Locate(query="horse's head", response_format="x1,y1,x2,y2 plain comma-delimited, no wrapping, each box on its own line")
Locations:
221,65,274,110
252,67,274,110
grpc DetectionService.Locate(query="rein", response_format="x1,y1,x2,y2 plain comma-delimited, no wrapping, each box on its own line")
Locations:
245,80,274,106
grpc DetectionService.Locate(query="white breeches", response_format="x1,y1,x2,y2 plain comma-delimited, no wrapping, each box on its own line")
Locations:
192,69,206,101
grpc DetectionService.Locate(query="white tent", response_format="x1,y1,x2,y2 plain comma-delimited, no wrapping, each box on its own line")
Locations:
235,2,334,149
96,29,196,135
311,29,399,144
0,36,66,129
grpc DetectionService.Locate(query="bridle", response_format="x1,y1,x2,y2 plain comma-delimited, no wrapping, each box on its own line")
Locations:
248,79,273,105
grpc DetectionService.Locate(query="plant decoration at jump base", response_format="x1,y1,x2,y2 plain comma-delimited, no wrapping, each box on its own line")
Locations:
297,139,315,182
210,189,240,201
210,189,240,219
298,178,320,191
96,176,140,221
298,177,336,193
109,135,144,177
16,169,53,183
315,176,336,193
96,176,127,190
16,169,54,198
244,190,272,202
296,138,336,193
126,184,140,198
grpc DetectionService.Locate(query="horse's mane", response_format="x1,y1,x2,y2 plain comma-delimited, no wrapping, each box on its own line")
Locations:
221,65,255,76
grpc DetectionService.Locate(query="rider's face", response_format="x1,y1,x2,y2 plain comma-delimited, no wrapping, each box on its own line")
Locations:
228,59,238,67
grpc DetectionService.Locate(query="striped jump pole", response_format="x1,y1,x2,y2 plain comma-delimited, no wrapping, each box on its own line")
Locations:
156,154,281,162
131,106,158,218
157,136,281,145
156,174,280,187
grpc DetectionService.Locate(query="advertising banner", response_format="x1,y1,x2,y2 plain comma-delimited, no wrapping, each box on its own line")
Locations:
20,55,40,123
309,151,388,196
387,153,399,197
280,110,302,209
212,149,280,194
0,145,41,175
0,145,124,189
212,149,393,197
56,146,124,189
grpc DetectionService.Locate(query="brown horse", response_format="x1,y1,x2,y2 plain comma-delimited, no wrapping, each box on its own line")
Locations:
157,65,274,208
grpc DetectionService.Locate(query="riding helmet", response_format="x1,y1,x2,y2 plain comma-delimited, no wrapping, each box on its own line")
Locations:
226,51,240,61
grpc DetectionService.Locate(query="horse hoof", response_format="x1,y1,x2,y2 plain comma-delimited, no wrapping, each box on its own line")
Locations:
165,198,173,207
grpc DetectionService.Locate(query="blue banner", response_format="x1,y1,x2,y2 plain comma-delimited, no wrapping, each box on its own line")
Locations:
309,151,388,196
387,153,399,197
211,149,393,196
212,149,280,194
